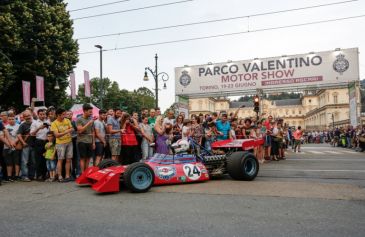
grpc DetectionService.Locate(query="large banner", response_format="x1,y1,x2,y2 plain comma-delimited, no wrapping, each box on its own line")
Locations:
70,73,76,99
36,76,45,101
22,81,31,106
348,81,358,127
175,48,359,96
84,70,91,98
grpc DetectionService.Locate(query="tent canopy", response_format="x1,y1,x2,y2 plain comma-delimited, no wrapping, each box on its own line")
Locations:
69,103,99,120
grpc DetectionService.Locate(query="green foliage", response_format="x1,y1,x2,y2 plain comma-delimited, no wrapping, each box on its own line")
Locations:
75,77,155,114
0,0,78,111
237,92,300,102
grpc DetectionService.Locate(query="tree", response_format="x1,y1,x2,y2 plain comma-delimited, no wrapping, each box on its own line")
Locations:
75,78,155,114
0,0,78,111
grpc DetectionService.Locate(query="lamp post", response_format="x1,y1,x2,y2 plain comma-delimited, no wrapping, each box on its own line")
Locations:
144,54,169,108
95,45,103,109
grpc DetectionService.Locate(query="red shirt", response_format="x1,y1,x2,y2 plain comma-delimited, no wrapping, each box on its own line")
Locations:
121,123,138,146
263,120,271,131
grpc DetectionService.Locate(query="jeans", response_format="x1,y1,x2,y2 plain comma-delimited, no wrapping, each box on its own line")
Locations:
346,137,352,147
71,137,80,177
46,159,57,171
21,146,36,178
34,139,47,178
141,140,153,160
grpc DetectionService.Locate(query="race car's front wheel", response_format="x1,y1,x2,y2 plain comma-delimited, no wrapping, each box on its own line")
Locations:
98,159,120,169
227,152,259,181
124,162,155,193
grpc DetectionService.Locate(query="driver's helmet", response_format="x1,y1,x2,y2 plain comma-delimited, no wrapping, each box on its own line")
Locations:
171,139,190,153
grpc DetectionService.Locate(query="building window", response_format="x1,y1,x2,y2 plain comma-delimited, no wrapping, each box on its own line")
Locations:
292,110,295,115
333,95,338,104
299,110,302,114
286,110,288,115
198,100,203,110
308,99,311,103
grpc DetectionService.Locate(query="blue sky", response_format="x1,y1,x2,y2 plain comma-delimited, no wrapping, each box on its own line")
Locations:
65,0,365,111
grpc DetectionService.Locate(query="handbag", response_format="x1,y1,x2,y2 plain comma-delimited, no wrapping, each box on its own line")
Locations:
359,136,365,143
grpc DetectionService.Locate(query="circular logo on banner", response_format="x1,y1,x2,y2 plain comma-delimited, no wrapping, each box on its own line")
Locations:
179,70,191,87
333,54,349,75
183,164,201,181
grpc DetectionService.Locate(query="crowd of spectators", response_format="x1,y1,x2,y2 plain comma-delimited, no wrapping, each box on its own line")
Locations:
301,127,365,151
3,103,362,185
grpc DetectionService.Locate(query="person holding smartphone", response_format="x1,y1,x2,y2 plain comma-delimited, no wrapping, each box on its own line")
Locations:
30,109,50,181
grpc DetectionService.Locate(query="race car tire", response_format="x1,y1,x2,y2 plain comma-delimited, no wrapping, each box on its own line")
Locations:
124,162,155,193
227,151,259,181
98,159,120,169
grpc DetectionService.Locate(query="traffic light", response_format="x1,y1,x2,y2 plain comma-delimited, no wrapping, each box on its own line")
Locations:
253,95,260,113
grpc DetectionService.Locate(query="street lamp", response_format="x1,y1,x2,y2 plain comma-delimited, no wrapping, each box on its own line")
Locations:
95,44,103,109
143,54,169,108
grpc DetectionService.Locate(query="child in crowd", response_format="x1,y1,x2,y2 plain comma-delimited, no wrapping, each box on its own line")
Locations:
44,132,57,182
182,119,192,141
204,117,221,152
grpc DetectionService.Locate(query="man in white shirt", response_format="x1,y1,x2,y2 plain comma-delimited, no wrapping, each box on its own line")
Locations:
30,109,50,180
163,110,175,126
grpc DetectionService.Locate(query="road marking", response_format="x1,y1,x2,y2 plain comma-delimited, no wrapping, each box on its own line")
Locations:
263,169,365,173
307,151,325,154
326,151,341,154
340,150,357,154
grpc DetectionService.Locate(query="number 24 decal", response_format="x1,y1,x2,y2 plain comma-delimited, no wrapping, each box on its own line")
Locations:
183,164,201,180
184,165,200,177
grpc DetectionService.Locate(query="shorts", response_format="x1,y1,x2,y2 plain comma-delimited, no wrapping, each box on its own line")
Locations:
78,142,93,159
264,135,272,147
95,142,105,156
46,159,57,171
2,149,20,166
109,138,121,156
56,142,73,160
294,139,301,146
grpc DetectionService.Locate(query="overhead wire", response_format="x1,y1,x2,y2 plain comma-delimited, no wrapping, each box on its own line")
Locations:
72,0,194,20
69,0,131,12
76,0,358,40
79,14,365,54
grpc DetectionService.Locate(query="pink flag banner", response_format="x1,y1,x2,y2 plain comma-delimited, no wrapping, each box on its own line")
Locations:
22,81,31,106
36,76,45,101
84,70,91,97
70,73,76,99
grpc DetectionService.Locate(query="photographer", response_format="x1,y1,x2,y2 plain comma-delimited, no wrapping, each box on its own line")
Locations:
30,109,50,180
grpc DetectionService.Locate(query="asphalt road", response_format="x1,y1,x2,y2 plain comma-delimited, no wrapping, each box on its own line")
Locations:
1,144,364,237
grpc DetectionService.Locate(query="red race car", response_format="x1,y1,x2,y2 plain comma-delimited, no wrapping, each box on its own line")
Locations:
76,138,263,193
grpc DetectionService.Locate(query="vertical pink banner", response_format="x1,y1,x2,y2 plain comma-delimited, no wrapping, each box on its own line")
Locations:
70,73,76,99
84,70,91,97
22,81,31,106
36,75,45,101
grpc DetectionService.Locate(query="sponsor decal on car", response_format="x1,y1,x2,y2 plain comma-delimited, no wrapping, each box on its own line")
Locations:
178,176,187,182
155,166,176,180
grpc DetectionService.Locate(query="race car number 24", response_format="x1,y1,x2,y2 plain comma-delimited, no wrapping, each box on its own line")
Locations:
183,164,201,180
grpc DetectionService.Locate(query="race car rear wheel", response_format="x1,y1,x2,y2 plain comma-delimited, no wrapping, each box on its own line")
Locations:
124,162,154,193
98,159,120,169
227,151,259,181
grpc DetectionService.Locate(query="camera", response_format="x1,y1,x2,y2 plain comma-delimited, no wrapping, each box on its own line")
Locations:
43,123,49,127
